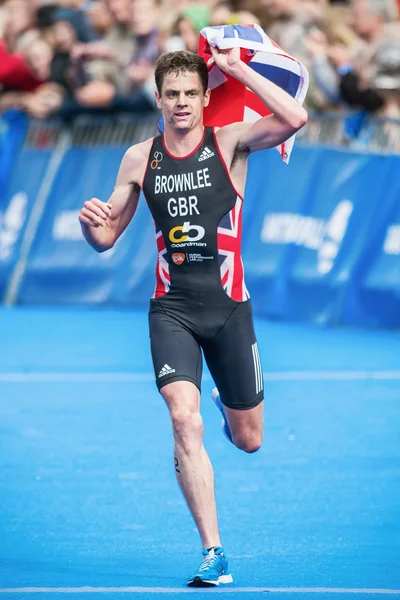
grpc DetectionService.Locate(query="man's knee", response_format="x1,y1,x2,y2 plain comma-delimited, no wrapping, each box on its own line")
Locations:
232,431,263,454
171,409,204,446
160,381,202,447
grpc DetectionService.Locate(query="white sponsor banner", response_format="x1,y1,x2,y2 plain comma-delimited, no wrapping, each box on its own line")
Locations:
260,200,354,274
0,192,28,261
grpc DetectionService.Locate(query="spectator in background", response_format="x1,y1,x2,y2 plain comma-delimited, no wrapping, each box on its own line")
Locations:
327,0,400,115
209,1,260,26
305,4,360,110
20,34,63,117
33,0,98,42
66,0,135,100
1,0,399,122
104,0,136,67
304,0,400,116
261,0,322,64
47,11,117,113
179,3,210,32
3,0,34,52
373,38,400,117
0,0,56,116
124,0,162,110
0,25,61,117
166,15,198,52
19,31,53,83
87,0,114,37
209,1,232,26
0,1,7,38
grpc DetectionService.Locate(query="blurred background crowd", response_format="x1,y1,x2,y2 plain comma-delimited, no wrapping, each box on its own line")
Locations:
0,0,399,121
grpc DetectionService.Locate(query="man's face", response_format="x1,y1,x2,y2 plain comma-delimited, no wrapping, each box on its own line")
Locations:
350,1,379,39
261,0,289,17
6,0,32,36
156,71,210,132
88,1,113,34
51,20,76,52
177,18,198,53
26,39,53,80
131,0,158,35
108,0,131,25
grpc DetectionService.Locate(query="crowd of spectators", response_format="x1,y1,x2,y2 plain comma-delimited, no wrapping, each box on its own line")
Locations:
0,0,399,121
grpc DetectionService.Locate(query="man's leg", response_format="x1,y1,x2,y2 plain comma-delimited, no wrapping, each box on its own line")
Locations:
161,379,221,549
149,305,232,585
224,401,264,453
204,302,264,453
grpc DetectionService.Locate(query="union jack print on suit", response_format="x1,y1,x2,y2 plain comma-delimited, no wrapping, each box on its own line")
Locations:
217,195,249,302
154,228,170,297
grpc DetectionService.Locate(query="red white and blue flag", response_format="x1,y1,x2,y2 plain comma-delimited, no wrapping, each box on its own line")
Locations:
198,24,309,163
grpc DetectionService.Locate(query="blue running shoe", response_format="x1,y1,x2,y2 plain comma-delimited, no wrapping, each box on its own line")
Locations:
187,547,233,587
211,387,233,443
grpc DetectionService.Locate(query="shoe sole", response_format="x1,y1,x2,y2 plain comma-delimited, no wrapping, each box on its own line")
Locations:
187,574,233,587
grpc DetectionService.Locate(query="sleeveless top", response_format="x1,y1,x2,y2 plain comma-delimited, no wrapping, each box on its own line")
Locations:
142,126,249,308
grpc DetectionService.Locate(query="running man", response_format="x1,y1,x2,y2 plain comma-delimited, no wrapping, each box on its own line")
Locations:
79,47,307,587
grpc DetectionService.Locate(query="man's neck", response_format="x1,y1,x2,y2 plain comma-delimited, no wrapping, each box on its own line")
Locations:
163,124,205,158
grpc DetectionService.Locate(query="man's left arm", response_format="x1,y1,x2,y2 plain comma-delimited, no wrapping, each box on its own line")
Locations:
210,46,308,153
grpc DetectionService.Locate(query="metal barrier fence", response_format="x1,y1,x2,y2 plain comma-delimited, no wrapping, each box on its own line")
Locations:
297,113,400,154
24,114,159,150
21,111,400,153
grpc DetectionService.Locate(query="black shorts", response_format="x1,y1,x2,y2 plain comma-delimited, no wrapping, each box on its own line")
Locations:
148,299,264,410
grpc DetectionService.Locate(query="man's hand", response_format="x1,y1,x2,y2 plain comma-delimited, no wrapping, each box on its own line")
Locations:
305,29,328,58
79,144,145,252
327,45,352,70
79,198,112,228
209,45,243,77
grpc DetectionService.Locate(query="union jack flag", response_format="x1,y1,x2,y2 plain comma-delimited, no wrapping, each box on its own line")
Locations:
198,24,309,163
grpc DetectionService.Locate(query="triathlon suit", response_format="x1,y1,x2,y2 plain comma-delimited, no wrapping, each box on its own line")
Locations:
142,126,263,410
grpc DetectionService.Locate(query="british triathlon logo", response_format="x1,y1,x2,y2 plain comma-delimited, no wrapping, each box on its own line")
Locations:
169,221,206,248
151,151,163,170
172,252,185,265
198,146,214,162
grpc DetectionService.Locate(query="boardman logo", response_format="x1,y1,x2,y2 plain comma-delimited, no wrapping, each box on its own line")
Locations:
198,147,214,162
260,200,354,274
169,221,206,246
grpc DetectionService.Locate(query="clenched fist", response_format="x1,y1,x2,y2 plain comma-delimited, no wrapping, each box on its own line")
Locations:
79,198,113,228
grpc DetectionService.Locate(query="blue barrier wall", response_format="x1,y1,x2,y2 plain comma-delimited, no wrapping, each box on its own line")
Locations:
243,147,400,327
1,128,399,327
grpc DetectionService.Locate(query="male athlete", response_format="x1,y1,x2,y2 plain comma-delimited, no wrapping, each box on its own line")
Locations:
79,47,307,587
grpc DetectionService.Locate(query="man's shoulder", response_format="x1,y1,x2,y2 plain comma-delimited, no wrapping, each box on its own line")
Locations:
124,137,156,167
115,137,156,187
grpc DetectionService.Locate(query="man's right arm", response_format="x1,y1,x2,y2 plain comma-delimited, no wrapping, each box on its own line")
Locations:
79,146,143,252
